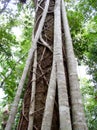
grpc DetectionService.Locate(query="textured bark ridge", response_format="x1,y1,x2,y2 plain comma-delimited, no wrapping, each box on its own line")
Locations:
6,0,88,130
17,0,59,129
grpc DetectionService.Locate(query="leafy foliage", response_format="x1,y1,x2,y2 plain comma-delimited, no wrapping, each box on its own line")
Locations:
67,0,97,86
0,1,34,105
81,78,97,130
0,1,34,129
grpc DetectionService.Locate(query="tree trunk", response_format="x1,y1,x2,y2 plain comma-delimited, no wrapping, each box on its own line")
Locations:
6,0,88,130
61,0,88,129
17,0,59,129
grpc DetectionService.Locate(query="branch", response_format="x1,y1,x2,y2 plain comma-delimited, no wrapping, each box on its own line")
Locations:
39,35,52,52
36,0,44,12
0,0,11,14
28,50,37,130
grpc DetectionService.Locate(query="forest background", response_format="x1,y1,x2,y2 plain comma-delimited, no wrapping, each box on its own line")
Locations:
0,0,97,129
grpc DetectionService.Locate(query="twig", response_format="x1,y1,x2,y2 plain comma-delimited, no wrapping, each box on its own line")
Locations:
39,47,46,62
36,68,51,81
22,102,28,121
39,35,52,52
36,0,44,12
38,64,49,86
0,0,11,14
30,107,44,115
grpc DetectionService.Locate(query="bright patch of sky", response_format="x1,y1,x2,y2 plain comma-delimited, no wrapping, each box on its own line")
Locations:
0,66,3,72
11,27,23,41
8,0,18,10
77,65,90,79
0,0,18,14
0,89,5,102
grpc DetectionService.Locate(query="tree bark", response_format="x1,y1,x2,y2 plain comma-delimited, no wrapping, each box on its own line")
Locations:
17,0,59,129
54,0,72,129
61,0,88,130
6,0,88,130
28,50,37,130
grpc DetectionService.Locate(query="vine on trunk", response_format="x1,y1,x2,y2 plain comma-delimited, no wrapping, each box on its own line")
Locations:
5,0,88,130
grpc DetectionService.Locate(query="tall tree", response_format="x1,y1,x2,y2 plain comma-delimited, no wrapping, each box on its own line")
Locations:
5,0,88,130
